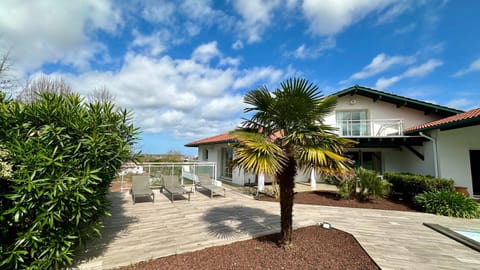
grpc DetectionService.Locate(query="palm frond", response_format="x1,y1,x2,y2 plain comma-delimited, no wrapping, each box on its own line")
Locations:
230,131,286,176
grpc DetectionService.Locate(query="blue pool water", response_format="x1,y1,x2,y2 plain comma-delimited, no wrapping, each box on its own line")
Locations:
454,230,480,243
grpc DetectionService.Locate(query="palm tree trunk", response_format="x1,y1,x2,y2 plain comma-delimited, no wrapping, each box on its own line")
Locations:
278,154,296,247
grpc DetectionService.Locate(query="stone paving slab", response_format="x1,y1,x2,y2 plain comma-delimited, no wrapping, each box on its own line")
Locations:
75,189,480,270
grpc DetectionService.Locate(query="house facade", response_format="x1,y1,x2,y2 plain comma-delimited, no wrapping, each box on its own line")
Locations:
405,108,480,197
185,85,479,197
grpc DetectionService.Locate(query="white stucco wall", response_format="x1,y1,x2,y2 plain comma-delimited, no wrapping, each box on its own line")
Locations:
199,144,245,185
381,143,435,175
325,95,444,129
435,125,480,196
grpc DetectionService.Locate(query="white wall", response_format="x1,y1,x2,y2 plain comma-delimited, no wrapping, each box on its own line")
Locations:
436,125,480,196
199,144,245,185
325,95,444,129
382,143,435,175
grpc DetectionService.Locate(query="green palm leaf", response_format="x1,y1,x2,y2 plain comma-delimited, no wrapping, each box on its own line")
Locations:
230,131,286,176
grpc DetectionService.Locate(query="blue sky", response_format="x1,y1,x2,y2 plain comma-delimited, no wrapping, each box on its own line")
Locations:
1,0,479,155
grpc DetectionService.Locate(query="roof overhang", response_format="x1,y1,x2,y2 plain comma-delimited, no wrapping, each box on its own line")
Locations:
185,139,236,147
332,85,463,117
345,136,428,148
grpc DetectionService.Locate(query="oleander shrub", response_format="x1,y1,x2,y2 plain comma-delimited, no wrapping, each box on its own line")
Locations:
0,92,138,269
384,172,455,201
414,191,480,218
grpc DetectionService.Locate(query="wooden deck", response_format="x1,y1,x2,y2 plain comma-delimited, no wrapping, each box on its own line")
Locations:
75,188,480,269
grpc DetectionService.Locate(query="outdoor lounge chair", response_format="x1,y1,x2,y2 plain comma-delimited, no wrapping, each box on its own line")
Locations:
162,175,191,202
197,174,226,199
131,175,154,204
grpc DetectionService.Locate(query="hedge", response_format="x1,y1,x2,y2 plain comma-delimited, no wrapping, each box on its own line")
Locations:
383,172,455,201
0,92,138,269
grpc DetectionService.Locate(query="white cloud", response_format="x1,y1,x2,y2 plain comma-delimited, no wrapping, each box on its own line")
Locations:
290,37,336,59
233,67,283,90
452,58,480,77
231,0,281,43
301,0,401,36
345,53,415,82
131,29,173,56
232,40,244,50
140,1,176,24
375,59,443,89
41,44,285,140
376,1,412,24
446,98,472,109
0,0,121,73
393,23,416,35
192,42,222,63
375,76,401,90
403,59,443,77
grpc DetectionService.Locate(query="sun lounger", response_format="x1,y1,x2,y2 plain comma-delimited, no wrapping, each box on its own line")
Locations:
131,175,154,204
198,174,226,199
162,175,190,202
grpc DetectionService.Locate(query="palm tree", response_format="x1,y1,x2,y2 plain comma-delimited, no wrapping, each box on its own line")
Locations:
231,78,354,247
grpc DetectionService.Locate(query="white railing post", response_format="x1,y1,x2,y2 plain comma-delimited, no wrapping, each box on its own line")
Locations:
258,173,265,192
310,169,316,190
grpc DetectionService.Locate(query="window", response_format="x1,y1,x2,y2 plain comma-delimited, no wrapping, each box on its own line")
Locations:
336,111,368,136
203,149,208,161
348,151,382,173
221,147,233,179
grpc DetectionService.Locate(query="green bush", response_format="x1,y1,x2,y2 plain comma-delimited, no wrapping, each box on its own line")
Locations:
414,191,480,218
338,178,356,199
0,92,138,269
384,172,455,201
337,168,391,201
357,167,391,201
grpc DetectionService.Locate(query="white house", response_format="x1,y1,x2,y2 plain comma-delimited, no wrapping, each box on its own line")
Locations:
405,108,480,197
118,162,144,175
185,85,479,197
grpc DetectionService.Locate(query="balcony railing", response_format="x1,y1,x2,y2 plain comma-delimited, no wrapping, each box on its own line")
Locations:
335,119,404,137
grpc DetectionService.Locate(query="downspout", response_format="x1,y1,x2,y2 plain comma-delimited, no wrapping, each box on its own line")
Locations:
419,132,439,177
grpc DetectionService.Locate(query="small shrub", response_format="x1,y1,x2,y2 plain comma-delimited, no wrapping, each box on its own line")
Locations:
357,168,391,201
336,168,391,201
414,191,480,218
338,178,356,199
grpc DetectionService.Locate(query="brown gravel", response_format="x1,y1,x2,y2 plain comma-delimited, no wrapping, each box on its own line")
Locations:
257,190,417,212
115,225,379,270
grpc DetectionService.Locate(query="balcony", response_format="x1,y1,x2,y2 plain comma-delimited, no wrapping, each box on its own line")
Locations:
335,119,404,137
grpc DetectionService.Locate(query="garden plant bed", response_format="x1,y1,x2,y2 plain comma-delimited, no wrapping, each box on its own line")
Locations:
115,225,379,270
257,190,417,212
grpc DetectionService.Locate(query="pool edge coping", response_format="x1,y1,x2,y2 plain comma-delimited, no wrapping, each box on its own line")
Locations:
423,222,480,253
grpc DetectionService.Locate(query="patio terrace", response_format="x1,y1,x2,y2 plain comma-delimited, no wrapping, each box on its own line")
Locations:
75,187,480,270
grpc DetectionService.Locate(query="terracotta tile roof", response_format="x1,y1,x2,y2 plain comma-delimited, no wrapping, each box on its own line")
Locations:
405,107,480,134
184,133,236,147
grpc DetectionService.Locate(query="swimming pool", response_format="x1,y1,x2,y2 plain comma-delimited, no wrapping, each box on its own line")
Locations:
423,223,480,252
454,230,480,243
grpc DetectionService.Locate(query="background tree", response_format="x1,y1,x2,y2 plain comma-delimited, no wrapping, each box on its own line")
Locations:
232,78,354,247
16,76,72,103
0,50,16,93
88,85,115,104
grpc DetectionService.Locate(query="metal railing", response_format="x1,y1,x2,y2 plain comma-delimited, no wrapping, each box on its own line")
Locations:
335,119,404,137
119,162,217,191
